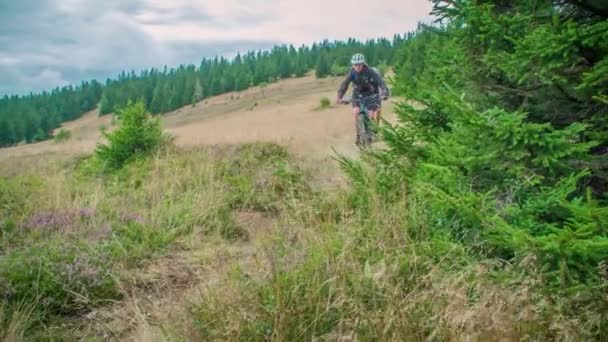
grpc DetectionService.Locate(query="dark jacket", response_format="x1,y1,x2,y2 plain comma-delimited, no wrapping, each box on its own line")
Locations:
337,65,389,99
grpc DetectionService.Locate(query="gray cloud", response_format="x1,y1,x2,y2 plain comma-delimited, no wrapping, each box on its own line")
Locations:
0,0,432,96
0,68,69,95
0,0,280,95
167,40,279,63
131,3,218,26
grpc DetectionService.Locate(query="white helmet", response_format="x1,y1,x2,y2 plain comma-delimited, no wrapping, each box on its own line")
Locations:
351,53,365,65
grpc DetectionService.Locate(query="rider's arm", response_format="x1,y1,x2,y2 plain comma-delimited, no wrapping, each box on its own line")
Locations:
337,72,352,100
370,69,389,98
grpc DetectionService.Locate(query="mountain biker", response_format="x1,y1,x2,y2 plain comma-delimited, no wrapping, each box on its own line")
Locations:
336,53,389,144
370,66,385,124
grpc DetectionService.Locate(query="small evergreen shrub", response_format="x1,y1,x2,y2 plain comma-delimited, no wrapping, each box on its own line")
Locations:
95,100,166,170
319,97,331,109
53,129,71,143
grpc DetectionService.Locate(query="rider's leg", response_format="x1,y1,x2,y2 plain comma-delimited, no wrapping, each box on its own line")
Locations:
370,97,381,124
368,109,380,142
369,109,379,123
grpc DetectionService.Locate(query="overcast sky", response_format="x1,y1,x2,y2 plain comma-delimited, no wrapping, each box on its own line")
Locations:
0,0,434,96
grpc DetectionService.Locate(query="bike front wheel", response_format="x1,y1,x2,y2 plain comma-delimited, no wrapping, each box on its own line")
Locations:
356,112,373,148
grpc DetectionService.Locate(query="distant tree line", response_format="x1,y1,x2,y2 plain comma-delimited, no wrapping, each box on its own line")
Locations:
0,81,102,146
0,36,407,147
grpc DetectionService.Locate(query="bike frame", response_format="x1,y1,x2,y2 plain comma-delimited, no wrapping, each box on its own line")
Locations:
342,94,379,148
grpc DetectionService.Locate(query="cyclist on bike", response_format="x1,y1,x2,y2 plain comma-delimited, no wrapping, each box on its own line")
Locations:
336,53,389,144
370,66,385,124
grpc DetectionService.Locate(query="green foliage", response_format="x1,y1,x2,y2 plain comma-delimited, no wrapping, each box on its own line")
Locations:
330,62,349,76
0,239,119,315
0,301,40,341
193,243,343,340
315,51,331,78
192,79,203,106
104,221,174,267
53,129,71,143
0,142,308,337
220,143,305,214
0,119,16,147
0,176,42,220
376,63,389,77
379,0,608,312
204,205,244,241
192,151,604,340
95,100,165,170
319,97,331,109
0,81,102,147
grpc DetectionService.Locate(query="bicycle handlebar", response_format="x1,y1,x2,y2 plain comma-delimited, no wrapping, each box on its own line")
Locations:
340,93,387,105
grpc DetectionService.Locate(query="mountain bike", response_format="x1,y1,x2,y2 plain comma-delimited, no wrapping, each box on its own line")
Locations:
341,93,383,148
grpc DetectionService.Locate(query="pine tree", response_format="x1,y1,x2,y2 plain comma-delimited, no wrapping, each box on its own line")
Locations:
294,54,308,77
279,56,292,78
150,83,164,114
192,79,203,106
379,0,608,294
210,77,222,96
100,93,113,115
315,52,330,78
23,113,40,143
0,119,15,146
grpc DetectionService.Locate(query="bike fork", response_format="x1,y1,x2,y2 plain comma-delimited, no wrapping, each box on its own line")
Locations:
356,111,372,147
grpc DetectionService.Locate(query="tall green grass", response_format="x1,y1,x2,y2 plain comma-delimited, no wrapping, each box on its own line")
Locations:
2,141,604,340
0,140,305,339
1,99,604,339
185,153,606,341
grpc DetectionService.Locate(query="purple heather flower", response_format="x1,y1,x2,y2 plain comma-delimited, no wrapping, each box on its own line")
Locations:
25,207,97,232
78,207,96,218
119,212,145,224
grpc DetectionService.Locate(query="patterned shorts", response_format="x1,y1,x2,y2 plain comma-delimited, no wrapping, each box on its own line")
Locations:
352,93,381,111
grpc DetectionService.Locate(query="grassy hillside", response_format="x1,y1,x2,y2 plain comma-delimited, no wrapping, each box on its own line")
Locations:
1,146,603,341
0,140,307,339
0,102,604,341
1,0,606,339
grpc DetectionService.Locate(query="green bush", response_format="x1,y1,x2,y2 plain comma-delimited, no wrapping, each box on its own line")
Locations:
95,100,166,170
382,0,608,302
319,97,331,109
32,129,47,142
0,176,42,220
0,239,118,315
330,63,349,77
104,221,174,267
315,52,330,78
0,301,40,341
53,129,71,143
376,63,388,76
